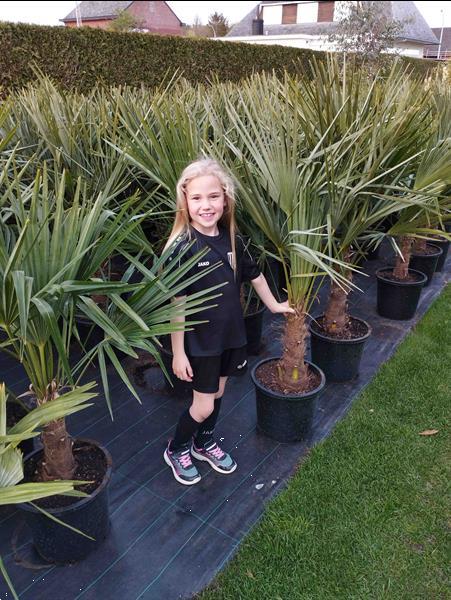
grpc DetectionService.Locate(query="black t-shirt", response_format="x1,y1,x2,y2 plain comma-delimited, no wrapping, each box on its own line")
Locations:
168,227,261,356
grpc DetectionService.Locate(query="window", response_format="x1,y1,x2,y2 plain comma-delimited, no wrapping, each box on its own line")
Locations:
282,4,297,24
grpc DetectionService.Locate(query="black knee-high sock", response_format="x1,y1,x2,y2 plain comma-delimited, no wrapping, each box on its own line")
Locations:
194,397,222,448
170,409,201,451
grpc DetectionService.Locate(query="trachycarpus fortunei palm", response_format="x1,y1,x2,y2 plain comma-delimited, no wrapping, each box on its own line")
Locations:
208,71,356,392
288,56,444,335
0,163,223,480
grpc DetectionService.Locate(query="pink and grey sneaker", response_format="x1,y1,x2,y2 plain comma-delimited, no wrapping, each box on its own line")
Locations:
164,442,201,485
191,440,237,474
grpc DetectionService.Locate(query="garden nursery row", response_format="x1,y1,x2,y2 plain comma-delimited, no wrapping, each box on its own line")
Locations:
0,55,450,596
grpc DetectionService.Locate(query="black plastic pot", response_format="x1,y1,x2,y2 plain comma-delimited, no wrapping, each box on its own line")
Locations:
19,439,112,564
159,344,192,398
376,268,427,320
429,237,449,272
244,305,266,355
251,357,326,443
309,316,372,382
409,243,442,286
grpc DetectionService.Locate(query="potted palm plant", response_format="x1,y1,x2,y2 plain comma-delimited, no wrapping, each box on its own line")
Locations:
0,165,223,562
376,137,451,319
292,57,433,380
211,74,354,442
1,382,90,597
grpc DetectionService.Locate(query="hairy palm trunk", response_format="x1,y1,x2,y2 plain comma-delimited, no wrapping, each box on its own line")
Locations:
393,236,413,279
277,311,309,393
323,249,352,335
323,279,349,334
413,238,427,253
39,385,76,481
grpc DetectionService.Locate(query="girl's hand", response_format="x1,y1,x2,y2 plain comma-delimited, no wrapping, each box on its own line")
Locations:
172,352,193,382
272,300,295,315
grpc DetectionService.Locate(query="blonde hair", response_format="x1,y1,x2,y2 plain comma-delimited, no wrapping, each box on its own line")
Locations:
163,158,238,270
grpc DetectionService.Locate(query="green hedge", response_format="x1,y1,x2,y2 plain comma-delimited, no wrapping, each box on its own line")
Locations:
0,22,436,94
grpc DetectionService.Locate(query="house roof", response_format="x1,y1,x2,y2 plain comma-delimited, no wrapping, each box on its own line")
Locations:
227,1,438,45
62,1,133,22
431,27,451,50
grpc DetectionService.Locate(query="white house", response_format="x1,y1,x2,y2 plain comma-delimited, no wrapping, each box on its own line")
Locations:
225,1,438,59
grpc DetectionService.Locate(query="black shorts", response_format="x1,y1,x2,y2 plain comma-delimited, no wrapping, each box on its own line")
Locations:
189,346,248,394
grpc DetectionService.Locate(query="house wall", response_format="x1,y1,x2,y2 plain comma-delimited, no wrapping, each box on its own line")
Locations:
64,1,183,35
296,2,318,23
262,2,334,25
262,5,283,25
128,1,183,35
65,19,111,29
221,34,426,58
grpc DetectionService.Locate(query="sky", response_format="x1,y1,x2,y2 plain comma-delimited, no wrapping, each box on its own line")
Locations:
0,1,449,29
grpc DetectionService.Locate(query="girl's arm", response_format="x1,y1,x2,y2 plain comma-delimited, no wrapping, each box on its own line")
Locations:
171,296,193,382
250,273,295,315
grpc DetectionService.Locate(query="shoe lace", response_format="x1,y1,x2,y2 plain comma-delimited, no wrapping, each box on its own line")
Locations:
209,444,225,459
178,450,193,469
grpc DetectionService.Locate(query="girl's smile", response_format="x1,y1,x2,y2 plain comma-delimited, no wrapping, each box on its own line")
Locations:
186,175,226,236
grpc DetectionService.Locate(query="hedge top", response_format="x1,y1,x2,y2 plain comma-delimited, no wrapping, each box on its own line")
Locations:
0,22,436,95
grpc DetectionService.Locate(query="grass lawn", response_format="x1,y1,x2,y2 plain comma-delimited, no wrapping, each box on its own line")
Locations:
201,285,450,599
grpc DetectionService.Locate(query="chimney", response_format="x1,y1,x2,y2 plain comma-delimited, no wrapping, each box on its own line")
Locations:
252,4,264,35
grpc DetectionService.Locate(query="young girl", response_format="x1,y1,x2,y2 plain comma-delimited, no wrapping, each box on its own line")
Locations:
163,158,293,485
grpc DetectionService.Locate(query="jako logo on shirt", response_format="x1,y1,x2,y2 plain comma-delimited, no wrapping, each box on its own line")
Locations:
197,261,210,267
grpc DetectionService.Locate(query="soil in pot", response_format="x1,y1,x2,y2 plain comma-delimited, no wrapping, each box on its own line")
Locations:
21,439,112,563
256,360,322,395
252,358,326,443
309,316,371,382
376,268,427,320
409,243,442,286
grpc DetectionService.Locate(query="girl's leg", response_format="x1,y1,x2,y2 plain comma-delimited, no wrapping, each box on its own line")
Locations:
190,389,217,422
190,375,236,473
194,377,228,447
170,384,220,451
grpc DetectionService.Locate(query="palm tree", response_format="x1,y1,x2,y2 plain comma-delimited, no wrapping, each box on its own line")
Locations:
288,57,437,334
0,163,223,481
1,382,91,598
6,76,132,199
209,73,355,392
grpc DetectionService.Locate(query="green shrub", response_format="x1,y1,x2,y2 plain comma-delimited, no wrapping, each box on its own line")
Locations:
0,22,436,95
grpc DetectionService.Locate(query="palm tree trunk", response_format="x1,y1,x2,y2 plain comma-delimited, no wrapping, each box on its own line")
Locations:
38,384,76,481
413,238,427,253
323,279,349,334
41,418,76,481
277,311,309,393
393,236,413,279
323,249,353,335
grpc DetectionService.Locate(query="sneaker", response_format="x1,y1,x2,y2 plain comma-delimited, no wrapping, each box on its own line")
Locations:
164,443,201,486
191,440,237,474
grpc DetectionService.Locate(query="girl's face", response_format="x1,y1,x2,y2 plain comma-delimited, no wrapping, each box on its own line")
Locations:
185,175,226,236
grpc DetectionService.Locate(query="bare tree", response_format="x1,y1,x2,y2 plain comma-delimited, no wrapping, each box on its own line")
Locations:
326,1,409,63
